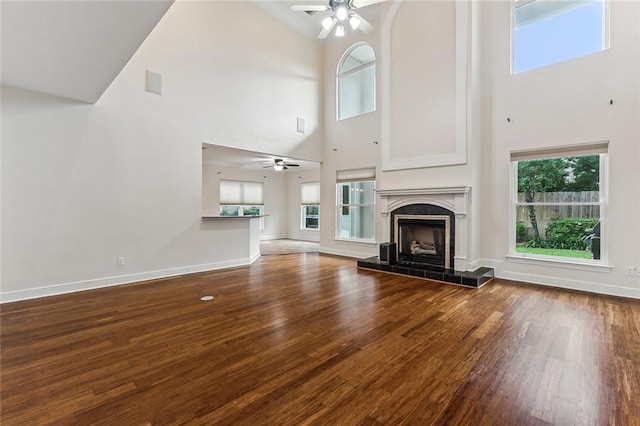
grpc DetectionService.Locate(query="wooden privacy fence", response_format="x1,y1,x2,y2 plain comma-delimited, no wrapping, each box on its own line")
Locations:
516,191,600,240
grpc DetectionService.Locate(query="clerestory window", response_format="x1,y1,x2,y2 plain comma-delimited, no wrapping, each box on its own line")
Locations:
337,43,376,120
512,0,608,74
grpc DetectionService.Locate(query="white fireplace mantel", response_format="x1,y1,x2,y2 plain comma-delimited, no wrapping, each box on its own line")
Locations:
377,186,471,271
377,186,470,196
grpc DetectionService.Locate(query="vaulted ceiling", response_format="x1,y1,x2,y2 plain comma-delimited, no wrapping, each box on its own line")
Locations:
1,0,379,104
1,0,174,103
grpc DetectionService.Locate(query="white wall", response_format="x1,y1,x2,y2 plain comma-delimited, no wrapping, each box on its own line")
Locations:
476,0,640,297
1,0,323,301
202,163,287,240
286,169,321,242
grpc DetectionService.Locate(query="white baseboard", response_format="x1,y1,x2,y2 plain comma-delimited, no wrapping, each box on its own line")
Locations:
319,247,373,259
498,270,640,299
474,257,639,299
259,234,286,241
0,256,258,304
249,251,261,264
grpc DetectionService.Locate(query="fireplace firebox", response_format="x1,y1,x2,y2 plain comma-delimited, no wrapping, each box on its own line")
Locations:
390,204,455,270
395,215,450,268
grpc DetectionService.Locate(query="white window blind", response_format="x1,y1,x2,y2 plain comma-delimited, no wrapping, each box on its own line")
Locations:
510,141,608,162
219,180,264,205
336,168,376,183
301,182,320,205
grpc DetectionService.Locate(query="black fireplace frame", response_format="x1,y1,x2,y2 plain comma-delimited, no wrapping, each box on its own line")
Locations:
390,204,456,270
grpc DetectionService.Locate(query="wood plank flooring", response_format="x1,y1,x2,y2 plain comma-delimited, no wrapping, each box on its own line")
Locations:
1,253,639,425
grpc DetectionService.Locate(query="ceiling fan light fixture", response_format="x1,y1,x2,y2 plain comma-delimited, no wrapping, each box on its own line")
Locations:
349,15,361,30
321,16,334,30
335,6,348,21
273,164,284,171
335,24,345,37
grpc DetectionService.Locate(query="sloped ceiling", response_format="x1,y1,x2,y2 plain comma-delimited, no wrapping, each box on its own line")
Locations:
1,0,380,104
1,0,174,103
202,144,320,171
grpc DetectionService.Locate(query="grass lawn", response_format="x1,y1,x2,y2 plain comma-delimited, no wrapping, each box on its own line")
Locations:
515,246,593,259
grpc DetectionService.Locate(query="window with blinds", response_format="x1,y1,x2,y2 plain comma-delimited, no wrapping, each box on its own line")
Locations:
301,182,320,230
511,142,607,263
219,180,264,219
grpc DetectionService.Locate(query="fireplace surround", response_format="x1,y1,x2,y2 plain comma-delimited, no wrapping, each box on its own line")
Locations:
357,187,494,288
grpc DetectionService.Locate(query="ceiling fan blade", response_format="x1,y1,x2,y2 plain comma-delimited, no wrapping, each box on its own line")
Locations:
291,5,328,12
352,0,386,8
352,12,374,33
317,19,336,39
285,163,300,167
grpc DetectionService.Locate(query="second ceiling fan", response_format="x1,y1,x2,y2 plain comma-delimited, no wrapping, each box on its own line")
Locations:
291,0,384,39
264,158,300,171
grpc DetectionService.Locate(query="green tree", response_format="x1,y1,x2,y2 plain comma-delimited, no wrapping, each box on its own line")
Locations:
517,155,600,241
565,155,600,191
517,158,566,240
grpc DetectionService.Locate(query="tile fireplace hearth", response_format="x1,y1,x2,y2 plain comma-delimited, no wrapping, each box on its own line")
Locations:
357,257,494,288
359,186,494,288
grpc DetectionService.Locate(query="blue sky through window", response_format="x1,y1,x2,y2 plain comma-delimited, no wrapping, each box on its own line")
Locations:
514,1,605,73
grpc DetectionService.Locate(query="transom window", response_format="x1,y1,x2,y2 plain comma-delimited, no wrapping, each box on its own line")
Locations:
337,43,376,120
512,0,608,74
511,142,608,263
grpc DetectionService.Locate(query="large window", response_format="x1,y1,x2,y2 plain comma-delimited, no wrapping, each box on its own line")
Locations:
511,142,607,262
337,43,375,120
512,0,608,74
301,182,320,230
219,180,264,226
336,169,376,241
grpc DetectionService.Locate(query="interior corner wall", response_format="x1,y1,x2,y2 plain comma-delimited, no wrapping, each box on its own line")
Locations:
1,1,323,302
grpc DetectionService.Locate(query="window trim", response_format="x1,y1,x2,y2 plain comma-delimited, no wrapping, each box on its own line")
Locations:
336,42,376,121
300,205,320,231
300,181,320,231
509,145,609,266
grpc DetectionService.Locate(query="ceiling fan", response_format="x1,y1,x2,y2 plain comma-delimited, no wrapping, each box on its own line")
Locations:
264,158,300,171
291,0,383,39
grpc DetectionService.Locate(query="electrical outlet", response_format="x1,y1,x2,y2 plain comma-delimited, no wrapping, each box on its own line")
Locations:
625,266,635,276
117,257,125,266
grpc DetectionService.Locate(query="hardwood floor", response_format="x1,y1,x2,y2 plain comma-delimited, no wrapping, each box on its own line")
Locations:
1,253,639,425
260,239,319,255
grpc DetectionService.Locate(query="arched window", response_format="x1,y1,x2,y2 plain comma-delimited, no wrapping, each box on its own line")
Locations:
337,43,375,120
